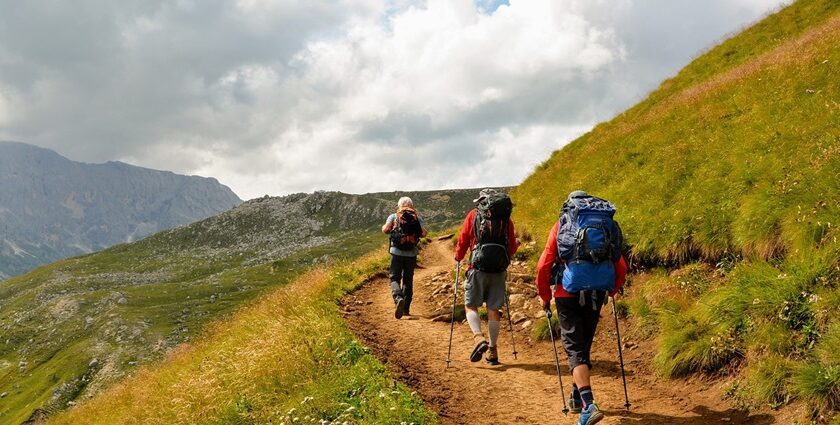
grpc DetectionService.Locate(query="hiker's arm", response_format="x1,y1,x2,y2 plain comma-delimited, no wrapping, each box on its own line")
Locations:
382,215,394,234
535,222,560,307
507,219,519,256
610,256,628,297
454,210,474,262
419,216,429,238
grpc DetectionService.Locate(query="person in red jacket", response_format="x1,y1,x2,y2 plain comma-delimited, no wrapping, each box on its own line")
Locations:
455,188,519,365
535,191,626,425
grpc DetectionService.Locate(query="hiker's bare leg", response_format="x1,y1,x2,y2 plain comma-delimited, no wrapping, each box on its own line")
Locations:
572,364,591,388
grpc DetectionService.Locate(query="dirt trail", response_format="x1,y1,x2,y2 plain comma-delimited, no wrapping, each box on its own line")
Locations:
344,239,780,424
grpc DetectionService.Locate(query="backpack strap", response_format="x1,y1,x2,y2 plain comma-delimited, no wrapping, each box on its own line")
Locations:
472,210,481,250
577,290,607,309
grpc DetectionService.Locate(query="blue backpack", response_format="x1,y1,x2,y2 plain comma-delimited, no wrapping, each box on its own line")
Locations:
554,193,623,293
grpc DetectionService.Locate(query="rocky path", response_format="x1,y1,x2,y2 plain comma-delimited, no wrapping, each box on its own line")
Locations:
343,238,781,424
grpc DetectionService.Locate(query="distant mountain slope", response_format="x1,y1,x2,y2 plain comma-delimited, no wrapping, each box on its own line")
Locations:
0,141,242,280
0,188,486,424
512,0,840,418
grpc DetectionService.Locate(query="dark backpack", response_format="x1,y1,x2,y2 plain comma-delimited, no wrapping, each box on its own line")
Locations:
390,208,422,251
470,193,513,272
554,194,623,292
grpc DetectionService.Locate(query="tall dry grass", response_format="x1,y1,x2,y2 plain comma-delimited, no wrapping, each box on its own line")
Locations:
50,254,434,424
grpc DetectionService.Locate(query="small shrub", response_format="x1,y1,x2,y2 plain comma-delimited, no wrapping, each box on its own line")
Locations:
627,297,658,338
452,304,466,322
512,245,534,262
614,299,630,319
531,310,560,341
671,263,714,296
746,322,796,355
655,310,744,378
740,354,795,408
517,226,534,243
793,363,840,414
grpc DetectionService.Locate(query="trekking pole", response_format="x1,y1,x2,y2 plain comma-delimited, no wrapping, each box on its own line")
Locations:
445,262,462,369
545,307,569,415
611,296,631,411
504,284,518,360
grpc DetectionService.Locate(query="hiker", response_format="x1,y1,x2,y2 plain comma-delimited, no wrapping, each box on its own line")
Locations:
535,190,627,425
454,188,518,365
382,196,428,319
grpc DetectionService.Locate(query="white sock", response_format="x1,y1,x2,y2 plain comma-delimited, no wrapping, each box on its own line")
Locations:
488,320,500,347
466,309,482,336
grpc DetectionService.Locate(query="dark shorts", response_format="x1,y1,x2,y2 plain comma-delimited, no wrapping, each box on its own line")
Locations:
464,269,506,310
555,292,605,371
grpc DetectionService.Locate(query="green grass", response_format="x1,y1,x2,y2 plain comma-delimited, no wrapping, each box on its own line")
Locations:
509,0,840,417
1,188,477,423
530,307,559,341
47,254,436,425
514,0,840,264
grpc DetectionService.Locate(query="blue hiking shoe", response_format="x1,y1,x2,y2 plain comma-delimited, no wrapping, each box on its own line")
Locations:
568,391,582,414
578,402,604,425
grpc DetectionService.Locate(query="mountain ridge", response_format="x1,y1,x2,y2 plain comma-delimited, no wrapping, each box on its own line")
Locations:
0,141,243,280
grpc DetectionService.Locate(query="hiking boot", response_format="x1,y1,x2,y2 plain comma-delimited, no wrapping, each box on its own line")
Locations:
395,297,405,319
568,391,583,414
485,345,499,365
470,334,489,362
578,402,604,425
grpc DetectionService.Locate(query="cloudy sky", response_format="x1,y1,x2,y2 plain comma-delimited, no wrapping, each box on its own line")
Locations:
0,0,787,200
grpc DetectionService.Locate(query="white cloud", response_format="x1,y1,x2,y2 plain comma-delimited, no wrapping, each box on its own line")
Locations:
0,0,786,199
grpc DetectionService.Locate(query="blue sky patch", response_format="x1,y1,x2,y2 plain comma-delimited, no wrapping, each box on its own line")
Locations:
477,0,510,14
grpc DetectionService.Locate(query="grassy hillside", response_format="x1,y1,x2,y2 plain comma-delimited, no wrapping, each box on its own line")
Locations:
512,0,840,418
48,252,435,424
0,189,481,424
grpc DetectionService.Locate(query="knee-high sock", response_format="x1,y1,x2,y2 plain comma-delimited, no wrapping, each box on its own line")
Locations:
488,320,500,347
466,310,482,336
579,386,594,407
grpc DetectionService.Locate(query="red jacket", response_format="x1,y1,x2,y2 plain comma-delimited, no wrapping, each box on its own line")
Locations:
455,209,519,267
536,221,626,301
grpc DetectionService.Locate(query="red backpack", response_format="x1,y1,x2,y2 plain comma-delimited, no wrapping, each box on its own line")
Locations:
390,208,422,250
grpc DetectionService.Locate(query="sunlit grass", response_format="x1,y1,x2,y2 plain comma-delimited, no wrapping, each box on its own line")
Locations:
48,253,435,425
510,0,840,417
